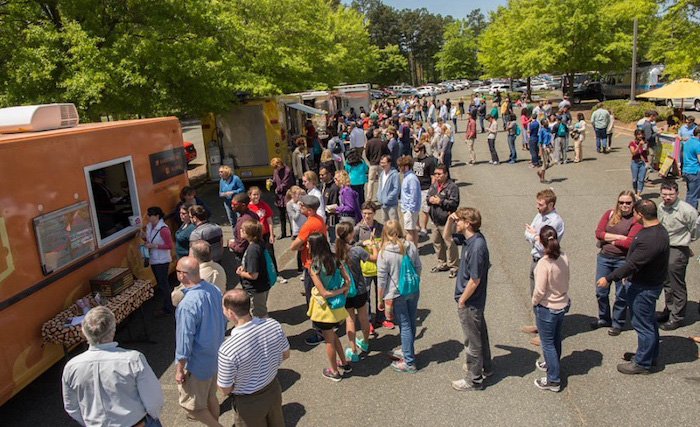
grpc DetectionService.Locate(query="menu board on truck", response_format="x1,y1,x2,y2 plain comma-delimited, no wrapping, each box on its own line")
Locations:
33,201,96,275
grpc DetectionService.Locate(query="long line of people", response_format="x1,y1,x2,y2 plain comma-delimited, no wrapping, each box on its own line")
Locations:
60,97,700,427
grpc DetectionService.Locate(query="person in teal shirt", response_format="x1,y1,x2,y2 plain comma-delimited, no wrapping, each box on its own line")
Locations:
344,148,369,206
682,127,700,208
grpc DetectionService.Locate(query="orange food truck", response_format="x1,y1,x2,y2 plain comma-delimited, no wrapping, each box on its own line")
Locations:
0,117,187,405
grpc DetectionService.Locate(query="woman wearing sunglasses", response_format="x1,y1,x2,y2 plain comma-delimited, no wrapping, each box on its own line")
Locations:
593,191,642,336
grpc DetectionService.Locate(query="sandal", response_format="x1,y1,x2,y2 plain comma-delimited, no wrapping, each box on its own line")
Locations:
449,270,458,279
430,266,449,273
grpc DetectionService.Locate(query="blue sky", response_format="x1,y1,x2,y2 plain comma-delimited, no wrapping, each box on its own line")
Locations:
342,0,507,19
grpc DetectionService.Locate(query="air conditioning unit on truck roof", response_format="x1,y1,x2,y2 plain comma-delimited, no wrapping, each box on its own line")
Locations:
0,103,79,134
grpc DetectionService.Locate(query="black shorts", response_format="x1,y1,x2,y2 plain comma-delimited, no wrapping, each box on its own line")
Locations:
345,292,369,309
312,321,341,331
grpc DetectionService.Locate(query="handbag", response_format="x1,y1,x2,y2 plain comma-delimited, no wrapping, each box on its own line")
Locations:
324,267,346,309
397,253,420,296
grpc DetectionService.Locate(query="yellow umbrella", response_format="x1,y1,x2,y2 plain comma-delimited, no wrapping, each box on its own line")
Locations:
637,78,700,100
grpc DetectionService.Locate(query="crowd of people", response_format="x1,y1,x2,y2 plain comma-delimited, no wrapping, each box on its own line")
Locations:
59,92,700,426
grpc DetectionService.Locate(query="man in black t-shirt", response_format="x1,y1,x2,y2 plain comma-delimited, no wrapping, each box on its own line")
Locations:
445,207,492,391
413,143,437,237
237,220,270,318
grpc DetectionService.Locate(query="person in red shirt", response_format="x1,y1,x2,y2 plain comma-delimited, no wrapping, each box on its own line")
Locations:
247,186,286,284
629,129,649,198
290,194,328,346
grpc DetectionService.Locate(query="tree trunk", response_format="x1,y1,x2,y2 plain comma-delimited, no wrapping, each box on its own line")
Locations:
527,76,531,100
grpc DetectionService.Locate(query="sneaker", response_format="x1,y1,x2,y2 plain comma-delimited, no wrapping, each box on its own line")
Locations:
535,360,547,372
617,361,650,375
608,327,621,336
345,348,359,362
305,334,324,346
622,352,658,367
356,337,369,353
388,348,404,360
462,363,493,378
382,320,395,330
419,229,428,238
391,360,417,373
322,368,342,382
369,323,376,336
534,377,560,392
277,276,288,284
337,361,353,373
451,379,483,391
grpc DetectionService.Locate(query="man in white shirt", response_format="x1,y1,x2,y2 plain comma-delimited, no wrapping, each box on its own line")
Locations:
172,240,228,306
522,189,565,343
62,307,163,427
557,95,571,111
349,122,367,154
218,289,290,427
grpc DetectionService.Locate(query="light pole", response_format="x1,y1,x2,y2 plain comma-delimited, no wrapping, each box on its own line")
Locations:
629,18,638,105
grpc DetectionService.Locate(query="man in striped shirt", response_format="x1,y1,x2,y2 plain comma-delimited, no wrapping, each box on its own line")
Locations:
218,289,290,427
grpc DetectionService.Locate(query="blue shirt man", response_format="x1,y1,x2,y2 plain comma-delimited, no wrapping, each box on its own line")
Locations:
400,169,421,213
682,134,700,209
679,119,696,142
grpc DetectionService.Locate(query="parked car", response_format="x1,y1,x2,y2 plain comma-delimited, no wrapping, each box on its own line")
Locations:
473,84,492,94
489,83,511,95
665,97,700,111
395,87,418,97
572,82,603,104
370,89,384,100
530,81,552,91
184,141,197,163
416,86,433,97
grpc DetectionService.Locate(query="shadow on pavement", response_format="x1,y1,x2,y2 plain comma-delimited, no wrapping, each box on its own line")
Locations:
283,402,307,426
657,335,699,370
278,368,302,392
562,313,598,340
415,339,463,369
270,303,309,327
561,349,603,382
456,181,472,187
489,344,539,383
418,244,435,257
548,177,568,183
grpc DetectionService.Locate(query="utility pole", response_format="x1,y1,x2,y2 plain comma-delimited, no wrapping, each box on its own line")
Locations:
629,18,638,104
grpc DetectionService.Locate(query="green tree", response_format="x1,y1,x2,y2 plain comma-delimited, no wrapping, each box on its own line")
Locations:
648,0,700,79
434,20,478,80
371,44,408,86
478,0,657,97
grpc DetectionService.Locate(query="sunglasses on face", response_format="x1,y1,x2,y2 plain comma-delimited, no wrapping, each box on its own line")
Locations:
618,201,633,205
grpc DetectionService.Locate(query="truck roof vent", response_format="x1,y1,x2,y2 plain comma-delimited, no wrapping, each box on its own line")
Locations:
0,103,80,134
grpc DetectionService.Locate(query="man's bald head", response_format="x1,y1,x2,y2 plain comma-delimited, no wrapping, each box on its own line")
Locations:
176,256,201,285
223,289,251,317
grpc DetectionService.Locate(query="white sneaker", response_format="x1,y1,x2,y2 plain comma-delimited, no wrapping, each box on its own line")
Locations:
277,276,288,284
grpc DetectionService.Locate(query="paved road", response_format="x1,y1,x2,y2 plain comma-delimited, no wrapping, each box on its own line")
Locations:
2,106,699,426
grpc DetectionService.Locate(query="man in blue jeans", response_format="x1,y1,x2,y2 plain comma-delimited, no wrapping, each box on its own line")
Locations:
682,127,700,209
591,103,611,153
445,207,493,391
528,114,541,167
597,199,669,374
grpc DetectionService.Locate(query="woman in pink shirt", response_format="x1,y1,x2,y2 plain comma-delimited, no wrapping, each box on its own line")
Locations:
520,108,530,151
532,225,570,393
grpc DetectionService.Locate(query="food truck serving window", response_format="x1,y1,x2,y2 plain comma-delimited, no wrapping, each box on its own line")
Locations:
84,156,140,247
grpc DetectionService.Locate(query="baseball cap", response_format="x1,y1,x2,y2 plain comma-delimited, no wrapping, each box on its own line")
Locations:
299,195,320,211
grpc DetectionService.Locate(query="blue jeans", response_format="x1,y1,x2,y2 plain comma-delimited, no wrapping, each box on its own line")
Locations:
393,292,419,366
631,161,646,194
223,201,234,226
145,414,163,427
627,283,662,369
479,116,485,132
507,134,517,162
452,117,457,132
683,171,700,209
535,303,569,383
594,127,607,151
595,254,627,328
529,140,540,166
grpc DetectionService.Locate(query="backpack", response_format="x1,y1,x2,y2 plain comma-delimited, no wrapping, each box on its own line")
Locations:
557,123,567,137
263,249,277,287
515,124,521,136
331,139,342,154
324,267,346,309
397,253,420,296
342,262,357,298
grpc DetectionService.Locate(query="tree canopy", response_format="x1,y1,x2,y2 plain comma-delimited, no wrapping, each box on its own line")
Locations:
434,20,479,80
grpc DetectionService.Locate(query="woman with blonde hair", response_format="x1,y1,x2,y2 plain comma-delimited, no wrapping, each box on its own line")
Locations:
329,170,361,225
437,125,453,175
219,165,244,226
593,190,641,335
377,219,422,373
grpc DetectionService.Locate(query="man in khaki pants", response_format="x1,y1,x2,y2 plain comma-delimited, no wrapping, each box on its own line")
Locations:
427,164,460,277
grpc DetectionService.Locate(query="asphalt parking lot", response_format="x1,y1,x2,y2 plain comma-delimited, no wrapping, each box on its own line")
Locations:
1,94,699,426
